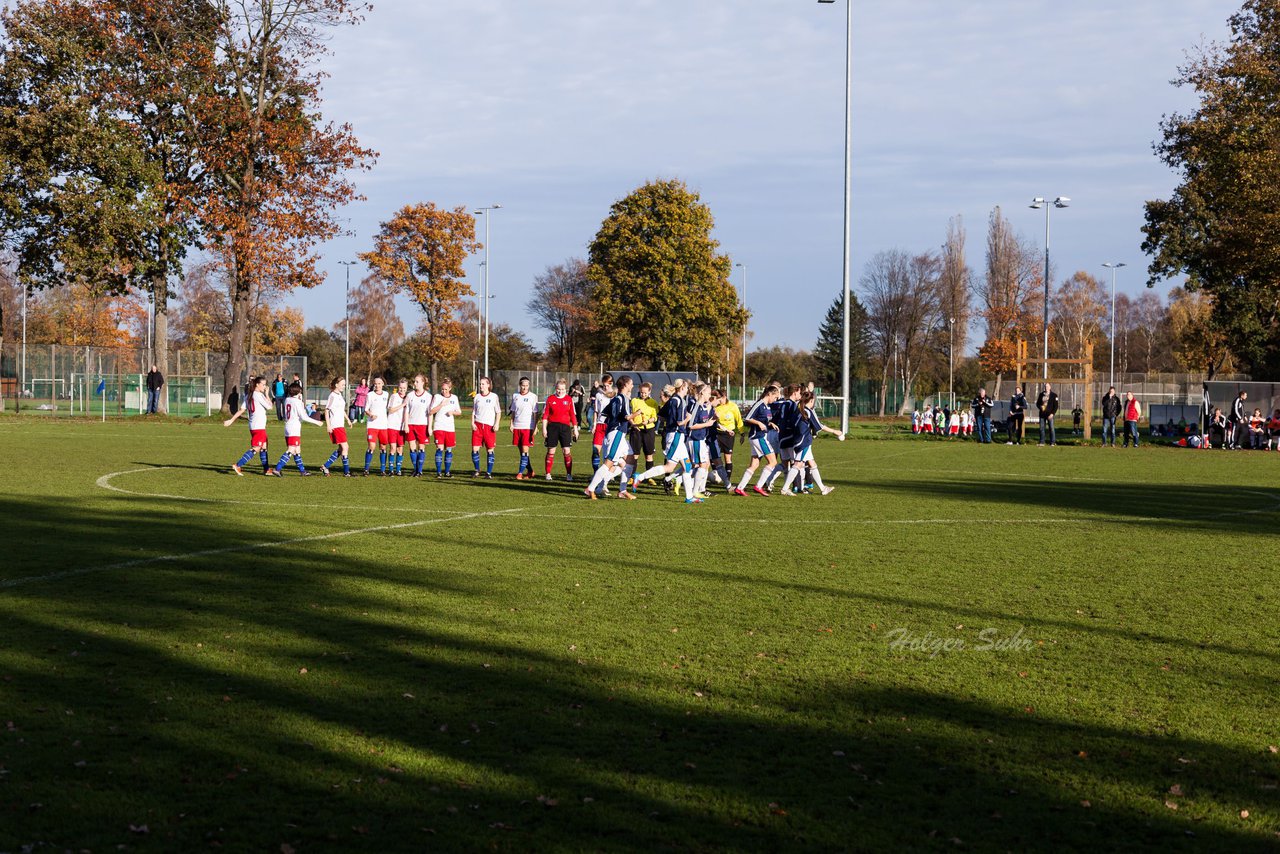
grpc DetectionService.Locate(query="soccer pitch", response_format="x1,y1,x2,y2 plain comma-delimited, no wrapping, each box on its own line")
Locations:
1,417,1277,851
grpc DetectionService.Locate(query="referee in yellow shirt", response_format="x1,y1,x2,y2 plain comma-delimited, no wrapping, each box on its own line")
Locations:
715,391,745,484
629,382,660,482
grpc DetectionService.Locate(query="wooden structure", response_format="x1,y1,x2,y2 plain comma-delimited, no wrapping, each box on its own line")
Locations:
1013,340,1094,442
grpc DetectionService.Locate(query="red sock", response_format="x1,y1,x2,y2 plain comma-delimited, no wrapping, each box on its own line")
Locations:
545,453,554,475
564,454,573,476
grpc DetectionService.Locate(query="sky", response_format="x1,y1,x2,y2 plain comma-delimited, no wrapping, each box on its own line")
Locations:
294,0,1242,356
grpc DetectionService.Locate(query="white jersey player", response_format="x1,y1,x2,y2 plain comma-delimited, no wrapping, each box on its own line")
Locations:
508,376,538,479
470,376,502,477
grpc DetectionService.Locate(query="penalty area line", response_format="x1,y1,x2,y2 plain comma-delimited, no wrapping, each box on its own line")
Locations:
0,507,530,591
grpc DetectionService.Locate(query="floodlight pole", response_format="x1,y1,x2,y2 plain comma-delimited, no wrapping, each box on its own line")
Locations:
948,317,955,409
1030,196,1069,385
339,261,356,390
818,0,852,432
1102,261,1126,388
735,262,747,400
474,205,501,378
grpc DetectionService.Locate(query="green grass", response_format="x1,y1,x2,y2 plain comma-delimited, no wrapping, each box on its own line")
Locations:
1,415,1277,851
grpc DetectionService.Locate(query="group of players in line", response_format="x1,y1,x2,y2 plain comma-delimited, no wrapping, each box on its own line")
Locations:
223,372,845,503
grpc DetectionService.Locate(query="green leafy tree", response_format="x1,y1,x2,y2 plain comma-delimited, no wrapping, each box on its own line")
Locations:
1143,0,1280,375
294,326,345,384
587,179,746,370
747,346,817,387
813,290,871,392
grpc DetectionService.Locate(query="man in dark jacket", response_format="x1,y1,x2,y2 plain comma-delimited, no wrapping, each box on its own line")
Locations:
1100,386,1121,447
145,365,164,414
1228,390,1248,450
1036,383,1059,446
1007,386,1027,445
971,388,994,444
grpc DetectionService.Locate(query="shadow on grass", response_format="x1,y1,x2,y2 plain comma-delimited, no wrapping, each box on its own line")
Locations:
0,495,1276,852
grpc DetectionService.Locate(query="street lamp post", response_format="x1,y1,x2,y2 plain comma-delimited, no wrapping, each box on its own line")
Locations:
735,262,747,400
1029,196,1069,385
473,205,501,378
339,261,356,389
948,316,955,409
1102,262,1126,388
819,0,852,434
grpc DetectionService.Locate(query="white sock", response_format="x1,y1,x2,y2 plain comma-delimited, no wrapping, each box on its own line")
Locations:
811,466,827,491
736,467,756,491
636,464,665,483
766,468,784,488
694,467,708,494
681,467,694,497
756,465,774,488
783,465,801,492
587,465,610,493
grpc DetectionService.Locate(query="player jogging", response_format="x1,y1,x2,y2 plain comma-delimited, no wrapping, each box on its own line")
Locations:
540,378,579,480
269,381,325,476
320,377,353,476
633,380,697,502
430,378,462,477
590,373,613,472
584,375,636,500
508,376,538,479
224,375,273,475
471,376,502,478
734,385,781,497
781,390,843,496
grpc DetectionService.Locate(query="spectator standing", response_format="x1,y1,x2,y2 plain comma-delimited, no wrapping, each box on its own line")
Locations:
971,388,994,444
1228,390,1248,449
1100,386,1121,447
1122,392,1142,447
1072,404,1083,435
145,364,164,414
350,378,369,423
272,373,286,420
1036,383,1059,446
570,380,586,427
227,384,240,415
1007,386,1027,445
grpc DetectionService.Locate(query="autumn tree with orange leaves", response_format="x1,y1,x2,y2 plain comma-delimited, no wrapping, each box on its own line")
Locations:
361,203,480,388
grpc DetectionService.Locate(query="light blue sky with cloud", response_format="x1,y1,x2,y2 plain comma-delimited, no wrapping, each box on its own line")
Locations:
296,0,1240,355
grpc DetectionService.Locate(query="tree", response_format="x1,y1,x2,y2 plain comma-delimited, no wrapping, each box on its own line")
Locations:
1051,271,1106,376
860,250,941,415
343,275,404,383
974,206,1043,395
1167,286,1234,376
747,346,817,387
587,179,746,370
294,326,345,384
527,258,595,370
1143,0,1280,376
360,203,479,388
813,290,871,392
939,215,972,356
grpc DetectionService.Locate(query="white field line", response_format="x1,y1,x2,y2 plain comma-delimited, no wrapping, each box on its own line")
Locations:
0,508,530,590
94,467,481,514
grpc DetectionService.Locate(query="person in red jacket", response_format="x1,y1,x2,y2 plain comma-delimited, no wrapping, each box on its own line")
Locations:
1122,392,1142,448
541,378,580,481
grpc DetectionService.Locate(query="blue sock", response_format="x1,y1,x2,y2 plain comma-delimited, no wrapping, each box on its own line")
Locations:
592,448,600,470
489,451,497,475
236,449,255,468
276,452,290,472
435,448,443,474
444,449,453,474
342,456,350,475
518,452,526,475
326,450,341,468
396,453,403,473
296,455,307,475
379,451,387,473
364,450,372,471
472,450,481,472
412,450,422,475
259,450,269,470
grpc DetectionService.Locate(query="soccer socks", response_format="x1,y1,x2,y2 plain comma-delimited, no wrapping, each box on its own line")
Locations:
379,450,387,473
726,462,734,482
810,466,827,491
713,461,730,488
545,452,555,476
259,450,270,472
435,448,443,474
396,452,403,474
444,449,453,474
518,452,527,475
756,465,775,489
325,449,341,469
782,464,802,493
364,450,373,472
591,447,601,471
564,454,573,477
766,467,784,489
295,455,307,475
412,450,424,475
635,464,666,483
473,450,482,473
586,464,611,494
236,449,256,468
275,452,290,472
736,467,756,492
620,464,635,493
680,464,694,498
342,455,350,475
693,467,708,495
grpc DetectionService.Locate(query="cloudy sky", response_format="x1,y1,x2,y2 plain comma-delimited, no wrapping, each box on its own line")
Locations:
297,0,1241,354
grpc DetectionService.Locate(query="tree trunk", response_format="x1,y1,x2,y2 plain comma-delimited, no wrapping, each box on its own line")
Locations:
152,270,170,414
223,286,251,414
878,360,889,417
993,372,1003,401
430,360,438,391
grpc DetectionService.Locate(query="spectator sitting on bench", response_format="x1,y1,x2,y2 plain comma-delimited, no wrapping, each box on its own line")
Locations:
1209,407,1228,448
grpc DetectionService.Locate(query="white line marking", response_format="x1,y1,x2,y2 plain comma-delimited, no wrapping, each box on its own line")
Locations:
0,508,530,590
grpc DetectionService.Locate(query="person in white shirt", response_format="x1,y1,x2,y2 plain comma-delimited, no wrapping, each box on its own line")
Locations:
362,377,391,476
268,380,324,476
320,377,353,476
430,377,463,477
403,374,433,477
508,376,539,479
471,376,502,478
385,378,408,475
223,375,273,475
948,409,960,437
591,374,613,472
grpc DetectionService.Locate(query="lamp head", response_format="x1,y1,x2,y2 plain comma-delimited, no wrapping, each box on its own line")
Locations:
1030,197,1045,209
1054,196,1070,208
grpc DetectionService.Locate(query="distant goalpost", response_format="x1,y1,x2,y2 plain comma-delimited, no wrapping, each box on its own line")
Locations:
1013,340,1095,442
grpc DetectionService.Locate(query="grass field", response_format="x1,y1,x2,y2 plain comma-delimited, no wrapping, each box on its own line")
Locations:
1,415,1278,852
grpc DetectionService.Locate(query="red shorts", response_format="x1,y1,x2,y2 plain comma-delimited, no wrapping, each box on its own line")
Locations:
406,424,429,444
511,428,533,448
434,430,456,448
330,427,347,444
385,429,403,447
367,428,390,446
472,423,497,449
250,429,269,447
593,423,607,445
286,435,301,448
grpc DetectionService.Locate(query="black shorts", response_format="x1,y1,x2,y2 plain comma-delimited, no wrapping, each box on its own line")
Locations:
545,422,574,449
716,431,735,455
629,427,656,457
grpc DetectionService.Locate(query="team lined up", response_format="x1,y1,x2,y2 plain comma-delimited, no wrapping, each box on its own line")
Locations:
223,373,845,501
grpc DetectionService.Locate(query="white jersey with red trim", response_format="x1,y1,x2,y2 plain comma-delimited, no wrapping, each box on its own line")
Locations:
365,390,389,430
593,390,609,426
324,391,345,429
473,392,501,427
387,392,407,432
508,391,538,430
247,390,272,431
431,393,461,432
404,390,432,426
283,396,323,437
